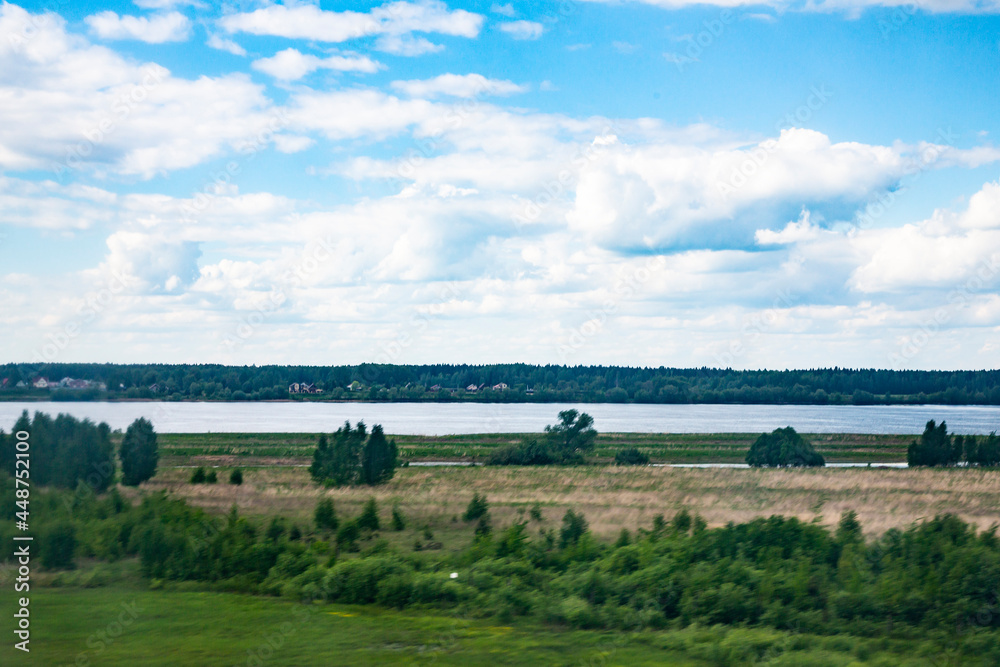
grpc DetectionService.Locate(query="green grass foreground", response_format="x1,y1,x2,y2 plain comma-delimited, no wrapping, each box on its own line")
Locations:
157,431,914,464
0,578,974,666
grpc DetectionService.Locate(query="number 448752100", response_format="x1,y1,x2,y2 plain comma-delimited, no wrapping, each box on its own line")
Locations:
14,430,29,526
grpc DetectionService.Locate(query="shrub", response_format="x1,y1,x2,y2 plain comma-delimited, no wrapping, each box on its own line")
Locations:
463,493,489,521
614,447,649,465
190,467,206,484
358,497,380,531
40,521,77,569
391,506,406,531
205,469,218,484
314,498,339,532
229,469,243,485
484,439,554,466
746,427,825,467
560,509,588,548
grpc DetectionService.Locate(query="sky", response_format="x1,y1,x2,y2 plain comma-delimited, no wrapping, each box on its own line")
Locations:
1,0,999,370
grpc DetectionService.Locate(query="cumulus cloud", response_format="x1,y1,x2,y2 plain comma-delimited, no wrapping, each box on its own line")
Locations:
849,180,1000,293
500,20,543,40
206,34,246,56
0,4,278,177
252,48,382,80
219,1,483,43
391,73,527,98
577,0,1000,14
85,10,191,43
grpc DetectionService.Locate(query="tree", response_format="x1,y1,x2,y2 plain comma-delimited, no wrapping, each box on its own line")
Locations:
361,424,398,485
358,497,380,531
544,410,597,462
39,521,77,570
119,417,158,486
746,426,825,467
315,498,339,532
229,469,243,485
190,467,206,484
907,420,956,467
463,493,489,521
560,509,588,547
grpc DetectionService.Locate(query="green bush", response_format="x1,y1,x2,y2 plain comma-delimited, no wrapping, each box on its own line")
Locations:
614,447,649,465
229,469,243,485
190,467,206,484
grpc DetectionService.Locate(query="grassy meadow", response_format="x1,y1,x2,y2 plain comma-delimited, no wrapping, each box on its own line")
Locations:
157,431,914,466
0,571,973,667
141,455,1000,542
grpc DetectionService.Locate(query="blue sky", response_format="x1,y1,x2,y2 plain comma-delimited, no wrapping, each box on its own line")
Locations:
2,0,999,369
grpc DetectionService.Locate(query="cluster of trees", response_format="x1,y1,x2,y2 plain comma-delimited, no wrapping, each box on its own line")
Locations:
745,427,826,467
309,421,398,487
0,411,159,490
907,420,1000,467
7,362,1000,405
5,475,1000,663
485,410,597,465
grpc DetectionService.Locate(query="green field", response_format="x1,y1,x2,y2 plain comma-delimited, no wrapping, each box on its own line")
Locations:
157,431,915,466
0,574,973,666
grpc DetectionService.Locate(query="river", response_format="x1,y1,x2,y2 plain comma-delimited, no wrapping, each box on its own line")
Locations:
1,402,998,435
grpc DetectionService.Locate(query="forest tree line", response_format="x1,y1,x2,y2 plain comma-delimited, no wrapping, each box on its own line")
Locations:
5,362,1000,405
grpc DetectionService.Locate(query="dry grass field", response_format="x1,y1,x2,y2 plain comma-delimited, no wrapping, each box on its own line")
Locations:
136,463,1000,541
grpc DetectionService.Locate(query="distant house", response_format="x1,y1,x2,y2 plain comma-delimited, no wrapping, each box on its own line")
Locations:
15,381,26,388
1,378,7,388
59,377,96,390
492,383,508,391
430,384,442,391
32,378,49,389
525,387,535,395
149,383,160,393
466,384,478,393
289,382,301,394
290,382,322,395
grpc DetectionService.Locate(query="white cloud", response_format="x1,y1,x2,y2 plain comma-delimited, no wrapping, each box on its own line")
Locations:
613,41,640,53
491,3,518,17
273,135,315,154
206,34,246,56
578,0,1000,14
849,180,1000,293
85,11,191,43
755,210,822,245
373,34,444,56
252,48,382,80
0,4,279,177
134,0,203,8
219,1,483,42
391,73,527,98
500,20,543,40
